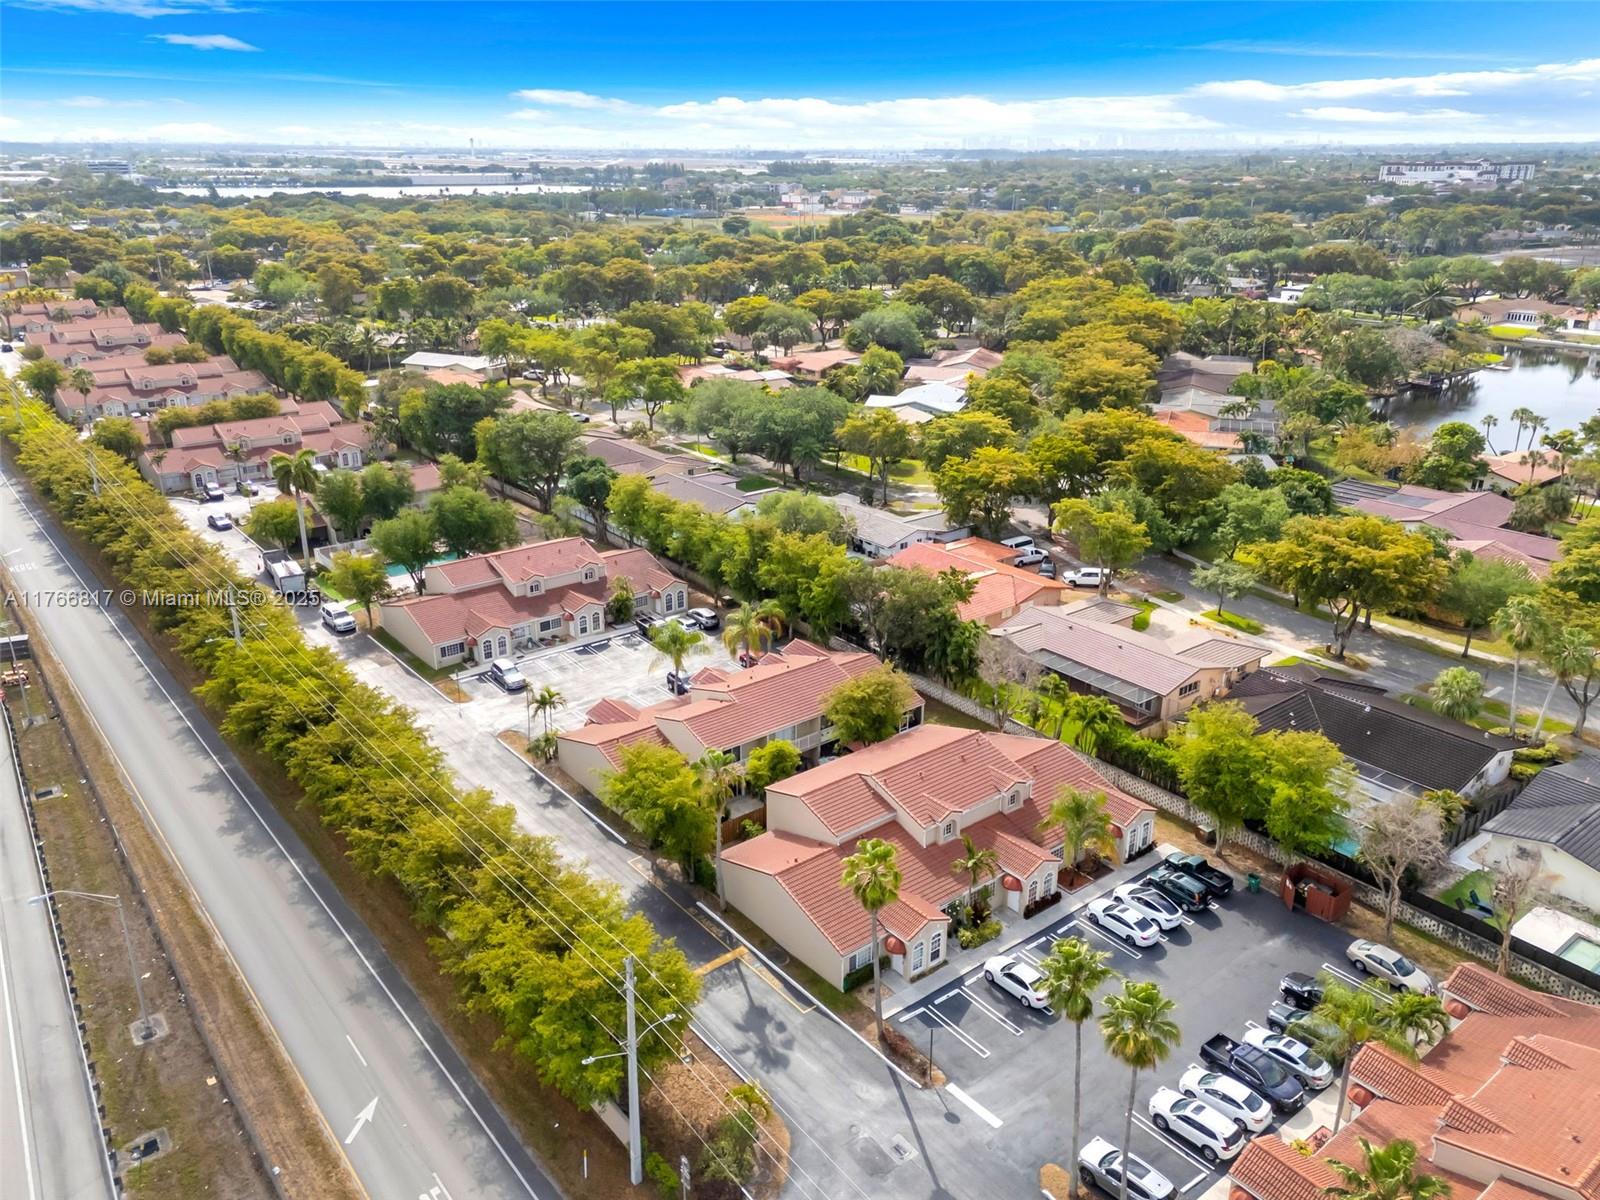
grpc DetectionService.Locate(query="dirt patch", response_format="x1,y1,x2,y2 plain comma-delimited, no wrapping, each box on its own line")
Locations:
5,607,282,1200
1042,1162,1074,1199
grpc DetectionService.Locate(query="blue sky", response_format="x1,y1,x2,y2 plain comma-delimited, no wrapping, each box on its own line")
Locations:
2,1,1598,149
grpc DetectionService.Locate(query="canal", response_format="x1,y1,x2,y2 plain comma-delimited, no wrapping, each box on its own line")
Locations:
1385,346,1599,441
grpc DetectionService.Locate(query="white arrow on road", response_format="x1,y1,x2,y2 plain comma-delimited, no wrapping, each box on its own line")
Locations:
344,1096,379,1145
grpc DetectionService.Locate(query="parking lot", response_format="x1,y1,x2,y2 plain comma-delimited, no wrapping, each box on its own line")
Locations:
897,855,1369,1196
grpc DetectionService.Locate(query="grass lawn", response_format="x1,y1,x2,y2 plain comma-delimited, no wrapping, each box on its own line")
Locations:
1372,609,1514,658
1151,588,1185,603
839,452,934,488
1486,325,1537,339
735,473,781,492
1437,870,1498,918
919,694,994,732
1203,608,1265,635
1130,598,1155,632
1407,691,1574,737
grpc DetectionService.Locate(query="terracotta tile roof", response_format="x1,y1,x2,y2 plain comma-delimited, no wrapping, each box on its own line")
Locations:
383,580,604,643
657,644,881,755
586,697,641,724
1445,962,1570,1018
600,547,678,595
1152,408,1244,450
558,718,670,771
985,735,1155,830
433,537,605,590
889,540,1068,624
408,461,443,494
1232,1134,1340,1200
1350,1042,1453,1107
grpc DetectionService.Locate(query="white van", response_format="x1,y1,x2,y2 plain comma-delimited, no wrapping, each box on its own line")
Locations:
1000,535,1035,552
320,602,357,634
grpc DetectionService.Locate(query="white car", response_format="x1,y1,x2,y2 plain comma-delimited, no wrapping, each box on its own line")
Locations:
319,602,357,635
1178,1066,1272,1133
982,954,1050,1008
1085,898,1161,947
1112,884,1184,931
1346,939,1436,995
1013,548,1048,566
1078,1137,1175,1200
1148,1086,1247,1163
1063,566,1105,589
1242,1029,1335,1090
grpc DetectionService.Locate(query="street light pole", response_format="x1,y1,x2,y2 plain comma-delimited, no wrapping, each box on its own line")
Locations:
625,953,641,1187
33,889,151,1041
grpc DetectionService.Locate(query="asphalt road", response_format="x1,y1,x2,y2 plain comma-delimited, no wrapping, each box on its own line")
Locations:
0,708,113,1200
0,466,556,1200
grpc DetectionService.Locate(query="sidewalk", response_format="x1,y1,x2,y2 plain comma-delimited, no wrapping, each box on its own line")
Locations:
882,850,1153,1018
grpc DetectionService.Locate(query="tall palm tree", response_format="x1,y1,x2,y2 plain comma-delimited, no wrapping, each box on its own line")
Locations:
355,323,384,373
1479,413,1498,455
1309,979,1418,1133
1508,406,1538,451
695,748,743,910
1325,1138,1450,1200
950,834,1000,923
1521,448,1547,483
1058,694,1122,757
527,684,563,741
269,447,319,562
650,621,704,680
839,838,901,1044
720,600,785,661
1039,938,1114,1200
67,366,95,411
1526,414,1548,457
1383,992,1450,1050
1540,627,1597,741
1040,787,1113,887
1100,981,1181,1200
1492,595,1546,739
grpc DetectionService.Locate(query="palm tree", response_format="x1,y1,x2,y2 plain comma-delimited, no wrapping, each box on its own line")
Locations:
839,838,901,1044
1325,1138,1450,1200
1039,938,1114,1200
1479,413,1498,455
355,323,384,373
950,834,1000,924
1526,414,1548,458
527,684,563,740
1383,992,1450,1050
1038,674,1075,738
1492,595,1546,739
1058,694,1123,757
720,600,785,661
1508,406,1538,452
269,447,319,562
650,621,704,680
695,748,744,910
1040,786,1113,888
1521,448,1547,483
1309,979,1418,1133
1540,627,1598,741
68,366,95,412
1100,981,1181,1200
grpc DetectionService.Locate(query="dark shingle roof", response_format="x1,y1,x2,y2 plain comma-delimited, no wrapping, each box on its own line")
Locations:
1484,762,1600,870
1228,669,1517,793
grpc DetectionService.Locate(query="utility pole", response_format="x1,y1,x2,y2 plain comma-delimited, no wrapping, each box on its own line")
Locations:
88,451,100,496
625,953,641,1187
229,596,243,648
34,890,156,1044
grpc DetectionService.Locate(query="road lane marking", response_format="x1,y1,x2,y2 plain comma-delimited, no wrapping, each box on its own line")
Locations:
694,946,747,975
346,1034,369,1067
1074,918,1143,959
1182,1172,1211,1193
0,895,41,1200
344,1095,379,1145
942,985,1027,1035
945,1083,1003,1129
920,1003,989,1058
1133,1112,1213,1173
1014,946,1042,966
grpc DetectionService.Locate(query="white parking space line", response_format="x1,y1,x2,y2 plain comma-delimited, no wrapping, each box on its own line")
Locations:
1244,1019,1263,1031
1014,946,1042,966
945,1083,1004,1129
920,1003,990,1058
1321,962,1394,1001
1182,1172,1211,1194
1028,934,1055,951
1132,1113,1213,1174
1073,918,1143,959
938,986,1027,1036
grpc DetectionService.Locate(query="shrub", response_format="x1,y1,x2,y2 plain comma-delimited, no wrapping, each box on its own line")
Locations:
643,1151,679,1200
957,917,1002,949
842,955,889,992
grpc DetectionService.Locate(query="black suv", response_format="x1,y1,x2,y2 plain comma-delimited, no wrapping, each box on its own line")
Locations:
1280,972,1324,1011
1144,866,1209,912
1164,852,1234,899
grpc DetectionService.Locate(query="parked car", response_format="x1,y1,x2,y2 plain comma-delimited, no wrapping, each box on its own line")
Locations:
1198,1034,1306,1114
1144,865,1210,912
738,651,759,668
1111,883,1184,930
1147,1087,1246,1163
320,602,357,635
1242,1028,1334,1090
634,612,658,635
0,343,12,353
1078,1138,1174,1200
1085,898,1161,947
206,512,233,531
1346,940,1435,995
1013,547,1047,567
1280,972,1324,1011
486,658,526,693
1177,1066,1272,1133
982,954,1050,1009
665,670,691,695
1164,852,1234,899
1063,567,1104,589
236,480,257,496
686,607,720,631
201,483,226,502
1038,558,1057,578
1265,1003,1344,1058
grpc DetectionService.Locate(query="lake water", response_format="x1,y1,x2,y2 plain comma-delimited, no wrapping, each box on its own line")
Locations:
155,183,594,198
1386,347,1599,437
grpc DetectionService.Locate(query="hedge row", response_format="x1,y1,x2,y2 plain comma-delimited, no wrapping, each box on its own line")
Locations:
4,390,698,1109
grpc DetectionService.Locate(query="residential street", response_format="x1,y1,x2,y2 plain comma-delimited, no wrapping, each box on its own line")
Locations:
0,709,112,1200
0,467,556,1200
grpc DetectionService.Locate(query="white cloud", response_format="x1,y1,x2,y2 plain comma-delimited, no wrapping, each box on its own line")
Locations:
1194,41,1515,63
0,115,22,131
512,89,629,112
11,0,240,15
1193,57,1600,103
153,32,258,51
1297,106,1480,124
59,94,110,107
147,120,233,138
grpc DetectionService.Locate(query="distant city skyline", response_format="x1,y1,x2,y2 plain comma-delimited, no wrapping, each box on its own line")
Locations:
2,0,1598,150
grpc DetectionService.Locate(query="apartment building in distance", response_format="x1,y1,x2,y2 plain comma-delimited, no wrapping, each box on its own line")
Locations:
57,350,271,423
137,400,374,493
1377,159,1536,189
